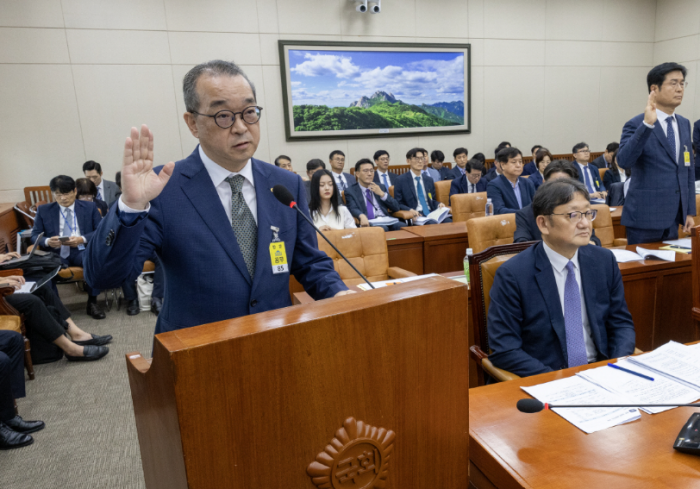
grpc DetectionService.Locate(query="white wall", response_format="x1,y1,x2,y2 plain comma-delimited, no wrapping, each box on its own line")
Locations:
0,0,659,202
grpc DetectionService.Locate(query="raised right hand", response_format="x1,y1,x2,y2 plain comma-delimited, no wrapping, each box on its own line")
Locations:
644,90,657,126
121,125,175,210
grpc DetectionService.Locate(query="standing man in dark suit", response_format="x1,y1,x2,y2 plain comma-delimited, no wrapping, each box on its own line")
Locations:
590,142,619,169
572,142,606,200
488,179,635,378
430,150,453,180
486,147,536,215
449,159,487,202
617,62,696,245
514,160,601,246
394,148,451,221
693,118,700,180
31,175,106,319
83,60,349,335
329,150,356,192
83,160,120,207
449,147,469,180
345,159,405,231
372,150,398,189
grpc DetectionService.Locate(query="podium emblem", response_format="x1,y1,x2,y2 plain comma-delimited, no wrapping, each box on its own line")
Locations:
307,417,395,489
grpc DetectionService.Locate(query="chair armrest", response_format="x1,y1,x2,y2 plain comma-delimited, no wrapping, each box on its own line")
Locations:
482,358,521,382
0,315,21,333
386,267,417,279
0,269,23,278
0,286,20,316
613,238,628,246
392,211,415,220
469,345,488,364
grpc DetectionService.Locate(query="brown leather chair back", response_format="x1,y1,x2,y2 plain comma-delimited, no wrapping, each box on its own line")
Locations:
434,180,451,206
388,185,394,198
316,227,390,286
14,201,36,229
451,192,487,221
480,254,516,315
341,190,346,206
465,213,516,254
598,168,607,181
24,186,53,206
591,204,614,247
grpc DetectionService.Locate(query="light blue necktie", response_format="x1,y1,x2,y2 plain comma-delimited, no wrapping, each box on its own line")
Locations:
564,261,588,368
382,173,389,190
583,166,595,193
60,208,72,259
96,188,102,201
415,176,430,216
666,117,677,164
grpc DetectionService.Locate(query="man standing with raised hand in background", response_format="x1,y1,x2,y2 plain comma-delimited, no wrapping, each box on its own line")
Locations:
617,62,695,245
83,60,349,335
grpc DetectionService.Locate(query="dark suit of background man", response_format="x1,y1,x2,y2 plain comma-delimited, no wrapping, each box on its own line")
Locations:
328,150,356,192
32,175,106,319
483,141,511,182
617,62,696,245
83,160,120,207
449,159,487,204
590,142,619,170
430,150,453,181
521,144,542,176
693,118,700,180
345,159,405,231
514,159,601,247
83,60,349,336
488,179,635,378
449,147,469,180
372,150,398,189
304,159,325,204
394,148,451,222
572,142,606,200
486,147,536,215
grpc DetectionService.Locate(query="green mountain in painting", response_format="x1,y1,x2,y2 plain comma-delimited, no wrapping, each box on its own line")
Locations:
293,91,464,132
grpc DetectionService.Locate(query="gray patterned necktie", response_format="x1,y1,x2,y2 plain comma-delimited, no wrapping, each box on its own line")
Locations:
225,175,257,279
61,208,72,259
564,261,588,368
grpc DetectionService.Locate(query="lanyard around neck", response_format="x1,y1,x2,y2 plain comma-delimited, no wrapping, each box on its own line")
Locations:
59,207,78,235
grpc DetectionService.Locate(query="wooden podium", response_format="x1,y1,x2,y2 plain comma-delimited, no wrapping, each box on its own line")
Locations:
126,276,470,488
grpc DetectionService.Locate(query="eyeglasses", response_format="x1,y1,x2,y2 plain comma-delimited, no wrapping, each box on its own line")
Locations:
190,106,263,129
53,191,74,198
666,81,689,89
549,210,597,222
576,149,590,154
358,169,375,174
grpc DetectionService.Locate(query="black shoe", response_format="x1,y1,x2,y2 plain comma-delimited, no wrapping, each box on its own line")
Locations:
86,302,106,320
4,415,45,434
0,423,33,450
73,334,113,347
151,297,163,316
126,299,140,316
65,345,109,362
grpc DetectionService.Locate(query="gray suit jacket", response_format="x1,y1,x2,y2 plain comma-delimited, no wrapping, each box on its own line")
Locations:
101,180,120,206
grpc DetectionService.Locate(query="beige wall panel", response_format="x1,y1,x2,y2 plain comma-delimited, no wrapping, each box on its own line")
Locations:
601,0,656,42
168,32,261,66
545,41,601,67
653,35,700,64
545,0,605,41
256,0,280,34
415,0,469,39
483,0,546,40
0,28,69,64
467,0,484,39
341,0,417,37
66,29,171,65
163,0,259,33
600,42,654,67
654,0,700,42
277,0,343,36
597,67,652,147
0,0,64,28
61,0,167,30
484,39,545,66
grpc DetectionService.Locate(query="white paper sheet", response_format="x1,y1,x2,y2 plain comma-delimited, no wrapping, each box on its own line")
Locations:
610,249,644,263
662,238,692,249
636,246,675,262
13,282,35,294
356,273,440,291
627,342,700,391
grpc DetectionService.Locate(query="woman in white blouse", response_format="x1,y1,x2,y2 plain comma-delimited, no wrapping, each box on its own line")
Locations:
309,170,357,231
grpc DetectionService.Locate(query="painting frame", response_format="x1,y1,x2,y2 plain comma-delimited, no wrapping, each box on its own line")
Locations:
278,40,471,142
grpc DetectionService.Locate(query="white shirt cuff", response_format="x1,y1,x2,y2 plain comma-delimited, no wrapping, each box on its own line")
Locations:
44,238,50,247
118,196,151,213
643,120,654,129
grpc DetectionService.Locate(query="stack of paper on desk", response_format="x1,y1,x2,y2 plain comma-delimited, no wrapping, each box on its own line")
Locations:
626,341,700,390
610,247,676,263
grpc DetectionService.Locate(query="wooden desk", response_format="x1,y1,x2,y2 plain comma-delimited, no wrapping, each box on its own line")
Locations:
386,229,424,274
404,222,469,273
610,205,626,239
469,356,700,489
0,203,20,253
620,242,696,350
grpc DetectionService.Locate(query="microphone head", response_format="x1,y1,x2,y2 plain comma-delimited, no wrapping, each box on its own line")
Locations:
272,185,295,208
517,399,545,413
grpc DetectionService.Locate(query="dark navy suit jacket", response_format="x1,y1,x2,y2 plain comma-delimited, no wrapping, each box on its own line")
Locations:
576,163,606,192
83,148,346,334
488,242,635,377
448,174,488,202
437,166,454,180
603,168,622,190
514,204,601,246
373,171,398,188
394,171,440,214
486,175,536,215
483,167,499,182
590,155,608,169
344,182,400,218
529,171,544,190
450,166,466,180
31,200,102,259
693,118,700,180
618,113,696,230
521,161,537,176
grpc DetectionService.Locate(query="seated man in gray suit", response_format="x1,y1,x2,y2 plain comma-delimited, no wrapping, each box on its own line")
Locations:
83,160,120,207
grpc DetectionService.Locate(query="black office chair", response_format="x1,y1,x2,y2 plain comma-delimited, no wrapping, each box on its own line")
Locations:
606,182,625,206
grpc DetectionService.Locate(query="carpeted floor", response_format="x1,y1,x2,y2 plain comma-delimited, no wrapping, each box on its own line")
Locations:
0,284,155,489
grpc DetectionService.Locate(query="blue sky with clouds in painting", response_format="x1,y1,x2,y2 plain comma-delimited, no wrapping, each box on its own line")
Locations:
288,49,464,108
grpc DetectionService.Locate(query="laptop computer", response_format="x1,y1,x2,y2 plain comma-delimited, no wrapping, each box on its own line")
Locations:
9,266,61,294
2,232,44,265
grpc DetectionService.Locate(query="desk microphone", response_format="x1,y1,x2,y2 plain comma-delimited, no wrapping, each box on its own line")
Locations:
516,398,700,413
272,185,375,289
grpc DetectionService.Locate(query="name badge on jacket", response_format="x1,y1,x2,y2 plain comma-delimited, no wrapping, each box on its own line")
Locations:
684,146,691,167
270,226,288,274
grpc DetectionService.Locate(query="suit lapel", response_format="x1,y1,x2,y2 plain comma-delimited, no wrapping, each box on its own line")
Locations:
51,203,61,236
578,247,603,352
406,173,418,207
357,185,369,214
653,121,677,163
500,176,517,208
533,244,569,362
180,156,252,285
251,160,275,292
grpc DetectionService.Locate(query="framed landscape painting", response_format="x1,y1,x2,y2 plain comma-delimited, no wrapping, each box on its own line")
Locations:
278,41,471,141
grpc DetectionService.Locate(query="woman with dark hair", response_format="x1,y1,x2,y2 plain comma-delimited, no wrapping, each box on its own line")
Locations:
75,178,108,216
603,150,628,189
529,149,553,190
308,170,356,231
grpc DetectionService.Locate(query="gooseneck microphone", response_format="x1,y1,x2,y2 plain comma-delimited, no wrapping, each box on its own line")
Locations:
517,398,700,413
272,185,375,290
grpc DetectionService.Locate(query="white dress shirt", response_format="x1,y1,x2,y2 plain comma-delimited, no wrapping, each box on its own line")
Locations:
542,241,597,363
96,180,105,201
576,162,598,192
410,172,425,213
643,108,681,163
119,145,257,225
45,202,85,247
467,179,477,193
312,205,357,230
376,170,392,189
